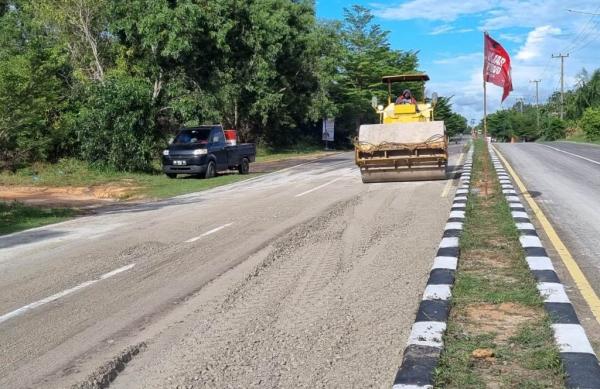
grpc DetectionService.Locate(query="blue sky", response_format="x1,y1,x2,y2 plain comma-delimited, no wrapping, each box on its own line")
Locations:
316,0,600,122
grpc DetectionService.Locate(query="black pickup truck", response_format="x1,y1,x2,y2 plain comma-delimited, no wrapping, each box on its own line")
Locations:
162,125,256,179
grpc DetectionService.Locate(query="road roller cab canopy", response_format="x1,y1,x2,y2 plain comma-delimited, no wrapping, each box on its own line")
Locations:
382,74,430,105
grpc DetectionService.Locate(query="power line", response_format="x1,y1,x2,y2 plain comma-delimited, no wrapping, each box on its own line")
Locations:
567,9,600,16
561,5,600,54
568,21,600,54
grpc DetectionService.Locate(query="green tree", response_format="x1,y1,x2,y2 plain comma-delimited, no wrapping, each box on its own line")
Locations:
76,74,160,171
433,96,467,137
34,0,112,82
334,5,419,144
580,106,600,140
0,2,73,168
542,117,566,141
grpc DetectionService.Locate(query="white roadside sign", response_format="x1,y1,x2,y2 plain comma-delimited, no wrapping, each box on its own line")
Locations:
322,118,334,141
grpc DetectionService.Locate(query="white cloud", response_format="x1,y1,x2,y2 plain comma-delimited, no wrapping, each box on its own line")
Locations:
499,33,523,43
429,24,474,35
373,0,600,31
433,52,481,64
429,24,454,35
369,0,600,121
373,0,493,22
516,25,561,61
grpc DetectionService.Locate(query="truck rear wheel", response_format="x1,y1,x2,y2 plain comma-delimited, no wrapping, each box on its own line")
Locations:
204,160,216,179
238,158,250,175
166,173,177,179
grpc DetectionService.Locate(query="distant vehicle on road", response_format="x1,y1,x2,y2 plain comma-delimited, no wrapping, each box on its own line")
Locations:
162,125,256,179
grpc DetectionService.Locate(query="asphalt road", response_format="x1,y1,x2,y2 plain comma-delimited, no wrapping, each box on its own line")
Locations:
0,143,465,388
496,141,600,343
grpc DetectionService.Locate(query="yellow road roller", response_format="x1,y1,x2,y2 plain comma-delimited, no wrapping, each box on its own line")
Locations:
354,74,448,183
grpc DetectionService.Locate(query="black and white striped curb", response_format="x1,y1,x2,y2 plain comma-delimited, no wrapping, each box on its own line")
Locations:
392,148,473,389
489,145,600,389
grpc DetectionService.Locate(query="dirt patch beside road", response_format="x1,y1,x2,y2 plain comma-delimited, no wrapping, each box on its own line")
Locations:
0,184,137,208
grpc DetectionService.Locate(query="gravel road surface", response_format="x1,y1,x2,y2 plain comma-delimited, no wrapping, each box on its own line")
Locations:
0,144,465,388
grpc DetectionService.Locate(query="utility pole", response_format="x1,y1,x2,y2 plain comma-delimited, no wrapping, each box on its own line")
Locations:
530,80,541,132
552,53,569,120
516,97,525,113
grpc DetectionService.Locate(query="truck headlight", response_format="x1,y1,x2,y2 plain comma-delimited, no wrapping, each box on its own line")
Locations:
193,149,207,156
162,149,169,156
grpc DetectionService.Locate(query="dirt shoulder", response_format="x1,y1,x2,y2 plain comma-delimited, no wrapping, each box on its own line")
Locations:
0,152,342,209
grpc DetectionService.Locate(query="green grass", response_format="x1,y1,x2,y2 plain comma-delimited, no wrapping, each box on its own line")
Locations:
452,272,541,306
561,128,600,145
0,202,76,235
561,134,600,145
0,159,139,187
0,158,259,200
130,173,260,199
510,321,563,371
434,139,564,388
435,325,494,387
0,145,331,199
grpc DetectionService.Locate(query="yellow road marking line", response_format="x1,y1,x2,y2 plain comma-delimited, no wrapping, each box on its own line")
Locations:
441,152,465,198
494,145,600,324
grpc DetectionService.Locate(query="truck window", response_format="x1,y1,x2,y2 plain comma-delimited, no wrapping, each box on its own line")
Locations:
211,130,225,144
173,129,211,144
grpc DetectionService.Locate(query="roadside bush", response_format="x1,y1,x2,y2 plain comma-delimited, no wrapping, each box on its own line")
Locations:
580,107,600,141
76,74,162,172
0,49,72,170
542,117,566,141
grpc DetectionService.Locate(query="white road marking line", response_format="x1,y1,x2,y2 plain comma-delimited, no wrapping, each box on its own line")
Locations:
0,263,135,325
439,237,459,248
516,222,535,230
542,144,600,166
100,263,136,280
407,321,446,348
520,235,543,248
449,210,465,219
433,256,458,270
537,282,571,303
526,256,555,271
441,152,465,197
423,284,452,300
552,324,596,354
294,177,344,198
185,223,234,243
392,385,430,389
444,222,463,231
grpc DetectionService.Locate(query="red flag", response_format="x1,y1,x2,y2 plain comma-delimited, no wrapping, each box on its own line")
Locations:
484,33,513,102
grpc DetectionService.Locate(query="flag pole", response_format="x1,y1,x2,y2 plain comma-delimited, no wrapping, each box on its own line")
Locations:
483,32,488,140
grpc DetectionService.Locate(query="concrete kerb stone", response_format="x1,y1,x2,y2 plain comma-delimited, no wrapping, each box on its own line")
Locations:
392,148,474,389
489,145,600,389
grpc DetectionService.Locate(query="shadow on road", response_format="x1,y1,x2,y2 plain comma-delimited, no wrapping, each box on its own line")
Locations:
0,229,68,250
